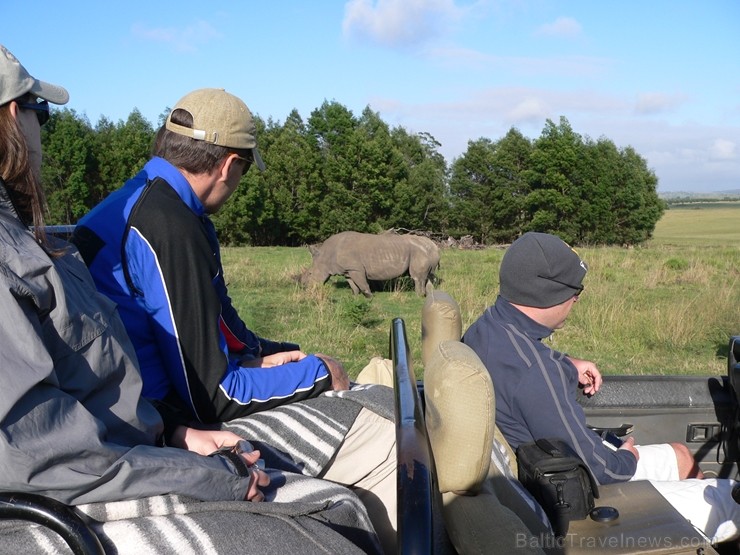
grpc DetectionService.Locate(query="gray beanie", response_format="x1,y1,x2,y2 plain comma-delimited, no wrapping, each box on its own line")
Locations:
499,232,588,308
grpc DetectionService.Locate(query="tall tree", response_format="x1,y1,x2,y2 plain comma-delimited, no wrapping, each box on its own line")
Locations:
307,101,362,236
354,107,406,232
611,145,665,244
388,129,448,232
524,117,585,244
448,137,498,242
41,109,96,224
306,101,408,237
93,109,155,204
448,129,532,243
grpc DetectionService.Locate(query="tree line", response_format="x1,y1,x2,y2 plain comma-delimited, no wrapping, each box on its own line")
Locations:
39,101,665,247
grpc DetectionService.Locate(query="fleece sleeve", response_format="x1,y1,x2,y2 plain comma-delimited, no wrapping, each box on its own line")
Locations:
513,354,638,486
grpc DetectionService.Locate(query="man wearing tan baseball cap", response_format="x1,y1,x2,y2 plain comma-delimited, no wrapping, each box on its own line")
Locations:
164,87,265,173
73,88,398,553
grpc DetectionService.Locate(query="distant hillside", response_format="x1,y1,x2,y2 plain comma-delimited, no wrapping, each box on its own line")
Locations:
660,189,740,200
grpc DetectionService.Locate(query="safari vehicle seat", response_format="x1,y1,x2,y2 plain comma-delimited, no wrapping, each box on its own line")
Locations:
418,288,719,555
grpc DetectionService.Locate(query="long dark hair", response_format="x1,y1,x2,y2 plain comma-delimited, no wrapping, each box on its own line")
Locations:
0,96,55,252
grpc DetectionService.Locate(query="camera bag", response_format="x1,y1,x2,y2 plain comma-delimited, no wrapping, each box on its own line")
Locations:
516,438,599,537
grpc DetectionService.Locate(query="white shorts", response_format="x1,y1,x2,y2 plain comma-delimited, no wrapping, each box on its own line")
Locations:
631,443,680,481
624,443,739,544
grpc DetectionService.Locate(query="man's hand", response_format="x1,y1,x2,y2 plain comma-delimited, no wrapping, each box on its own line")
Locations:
170,428,270,502
241,350,307,368
235,443,270,502
618,436,640,461
568,356,602,396
315,353,350,391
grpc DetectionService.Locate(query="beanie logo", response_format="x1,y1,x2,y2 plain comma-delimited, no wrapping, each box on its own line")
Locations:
565,241,587,272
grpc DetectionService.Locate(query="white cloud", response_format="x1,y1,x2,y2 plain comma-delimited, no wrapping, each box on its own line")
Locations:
634,92,688,115
507,97,550,123
130,20,221,53
342,0,464,48
535,16,583,39
709,138,736,160
367,87,740,192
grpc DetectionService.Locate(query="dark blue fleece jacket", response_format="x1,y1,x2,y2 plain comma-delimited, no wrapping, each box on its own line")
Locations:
463,296,637,485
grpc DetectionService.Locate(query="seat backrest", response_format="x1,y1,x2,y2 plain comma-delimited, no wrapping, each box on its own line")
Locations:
421,292,555,554
421,290,519,476
421,289,462,368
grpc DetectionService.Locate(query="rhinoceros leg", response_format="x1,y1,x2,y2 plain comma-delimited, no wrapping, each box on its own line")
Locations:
409,261,433,296
411,275,425,296
346,270,372,298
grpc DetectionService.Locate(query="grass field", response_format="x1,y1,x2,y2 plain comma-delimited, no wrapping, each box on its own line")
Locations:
222,203,740,380
652,202,740,246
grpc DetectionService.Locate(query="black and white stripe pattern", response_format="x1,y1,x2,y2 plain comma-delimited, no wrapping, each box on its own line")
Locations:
0,473,381,554
0,387,395,554
221,385,394,477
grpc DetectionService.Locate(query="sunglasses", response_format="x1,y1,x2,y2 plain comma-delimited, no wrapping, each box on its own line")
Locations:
235,153,254,175
19,99,50,126
542,276,585,297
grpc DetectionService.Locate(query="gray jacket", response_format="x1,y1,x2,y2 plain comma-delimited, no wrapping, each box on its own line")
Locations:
0,181,249,504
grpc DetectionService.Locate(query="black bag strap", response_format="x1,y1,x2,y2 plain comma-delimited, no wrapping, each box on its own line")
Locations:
534,438,564,457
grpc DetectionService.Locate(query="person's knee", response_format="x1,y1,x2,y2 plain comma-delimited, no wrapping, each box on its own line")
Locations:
670,442,703,479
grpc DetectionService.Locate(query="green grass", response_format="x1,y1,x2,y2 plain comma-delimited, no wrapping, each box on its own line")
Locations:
651,202,740,246
222,206,740,380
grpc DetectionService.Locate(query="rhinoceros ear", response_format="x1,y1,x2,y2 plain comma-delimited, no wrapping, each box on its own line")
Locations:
308,244,321,258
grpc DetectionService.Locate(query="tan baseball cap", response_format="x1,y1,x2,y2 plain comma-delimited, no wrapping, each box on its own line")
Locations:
0,44,69,106
165,88,265,171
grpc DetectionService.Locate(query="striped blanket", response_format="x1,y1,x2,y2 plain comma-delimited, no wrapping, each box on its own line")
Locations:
222,384,394,476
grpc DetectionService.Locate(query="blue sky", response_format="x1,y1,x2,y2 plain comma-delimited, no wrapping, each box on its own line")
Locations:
2,1,738,193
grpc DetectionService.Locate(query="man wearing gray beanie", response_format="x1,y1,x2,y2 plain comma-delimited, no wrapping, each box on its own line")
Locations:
463,232,739,544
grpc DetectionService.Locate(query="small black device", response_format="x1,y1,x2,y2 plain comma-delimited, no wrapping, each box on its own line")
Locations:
601,431,624,450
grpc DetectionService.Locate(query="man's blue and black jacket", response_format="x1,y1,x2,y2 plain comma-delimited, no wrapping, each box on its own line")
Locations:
73,157,331,424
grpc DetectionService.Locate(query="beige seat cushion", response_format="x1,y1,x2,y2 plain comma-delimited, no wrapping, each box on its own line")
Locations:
425,339,553,553
355,356,394,387
421,290,462,367
425,339,495,493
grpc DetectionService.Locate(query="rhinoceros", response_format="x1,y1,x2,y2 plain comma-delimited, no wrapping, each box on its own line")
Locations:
302,232,440,297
